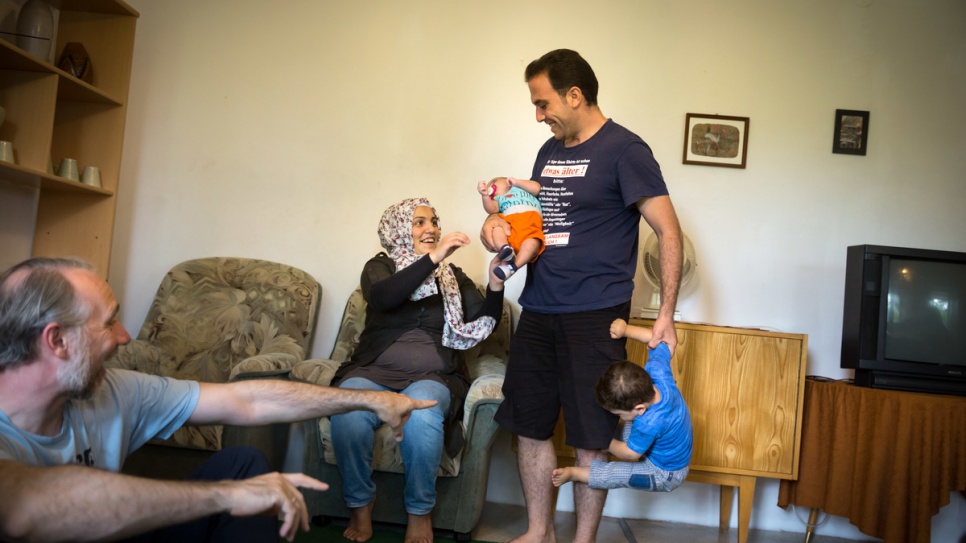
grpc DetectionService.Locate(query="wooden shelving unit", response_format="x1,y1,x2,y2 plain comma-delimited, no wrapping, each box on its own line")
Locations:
0,0,139,276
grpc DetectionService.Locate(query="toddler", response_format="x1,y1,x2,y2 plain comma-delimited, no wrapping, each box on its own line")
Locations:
552,318,693,492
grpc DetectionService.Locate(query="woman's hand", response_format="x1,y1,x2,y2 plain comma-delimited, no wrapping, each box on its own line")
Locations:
487,255,506,291
429,232,470,264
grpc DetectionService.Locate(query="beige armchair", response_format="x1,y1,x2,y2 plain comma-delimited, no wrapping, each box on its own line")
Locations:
107,257,321,477
291,284,510,541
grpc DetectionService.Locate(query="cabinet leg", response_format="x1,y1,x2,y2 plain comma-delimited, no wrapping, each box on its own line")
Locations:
718,485,733,532
736,476,756,543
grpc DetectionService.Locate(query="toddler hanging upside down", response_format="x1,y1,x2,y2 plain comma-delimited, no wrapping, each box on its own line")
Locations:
552,318,692,492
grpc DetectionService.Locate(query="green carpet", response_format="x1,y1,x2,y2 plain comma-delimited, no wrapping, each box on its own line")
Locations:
290,522,495,543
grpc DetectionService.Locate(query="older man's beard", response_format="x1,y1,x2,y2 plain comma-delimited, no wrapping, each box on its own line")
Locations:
57,329,102,400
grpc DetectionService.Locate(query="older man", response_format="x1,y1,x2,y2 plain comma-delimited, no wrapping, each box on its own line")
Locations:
0,257,435,543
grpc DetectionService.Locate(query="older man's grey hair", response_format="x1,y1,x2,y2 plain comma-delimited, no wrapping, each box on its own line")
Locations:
0,257,95,368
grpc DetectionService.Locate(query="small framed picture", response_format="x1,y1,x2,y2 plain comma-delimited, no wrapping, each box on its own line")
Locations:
683,113,750,169
832,109,870,155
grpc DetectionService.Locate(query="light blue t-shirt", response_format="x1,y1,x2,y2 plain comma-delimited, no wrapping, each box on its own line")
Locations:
495,185,542,215
626,343,693,470
0,368,200,471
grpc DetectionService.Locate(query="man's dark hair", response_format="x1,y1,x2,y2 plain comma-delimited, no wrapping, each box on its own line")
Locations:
525,49,599,106
0,257,94,368
595,360,655,411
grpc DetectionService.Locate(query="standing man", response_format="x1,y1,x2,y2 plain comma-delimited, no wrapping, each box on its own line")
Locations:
483,49,683,543
0,257,435,543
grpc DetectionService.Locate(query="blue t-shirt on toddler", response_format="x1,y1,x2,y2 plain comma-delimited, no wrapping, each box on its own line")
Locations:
626,342,693,471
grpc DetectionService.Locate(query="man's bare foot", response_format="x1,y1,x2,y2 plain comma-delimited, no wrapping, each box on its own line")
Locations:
404,512,434,543
344,500,375,542
551,467,572,487
507,526,556,543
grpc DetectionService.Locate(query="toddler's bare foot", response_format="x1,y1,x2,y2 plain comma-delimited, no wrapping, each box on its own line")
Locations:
551,467,573,487
344,500,375,542
404,512,434,543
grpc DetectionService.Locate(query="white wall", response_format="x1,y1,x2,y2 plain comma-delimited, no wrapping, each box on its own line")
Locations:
5,0,965,540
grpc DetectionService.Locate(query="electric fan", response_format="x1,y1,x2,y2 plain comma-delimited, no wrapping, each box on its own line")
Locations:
639,231,697,318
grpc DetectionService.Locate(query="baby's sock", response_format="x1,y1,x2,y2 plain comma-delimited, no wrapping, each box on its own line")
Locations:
494,262,518,280
498,244,515,262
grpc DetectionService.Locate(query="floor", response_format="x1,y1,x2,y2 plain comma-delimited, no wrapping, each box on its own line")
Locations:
470,502,872,543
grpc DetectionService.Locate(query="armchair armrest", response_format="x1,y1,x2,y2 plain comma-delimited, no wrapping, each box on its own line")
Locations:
463,354,506,432
230,353,299,381
105,339,162,374
291,358,343,387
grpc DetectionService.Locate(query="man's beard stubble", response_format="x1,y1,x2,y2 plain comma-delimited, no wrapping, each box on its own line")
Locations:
57,329,102,400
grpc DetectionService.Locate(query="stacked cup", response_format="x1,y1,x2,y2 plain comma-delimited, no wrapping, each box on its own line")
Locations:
56,158,102,188
0,141,14,164
81,166,101,187
57,158,79,181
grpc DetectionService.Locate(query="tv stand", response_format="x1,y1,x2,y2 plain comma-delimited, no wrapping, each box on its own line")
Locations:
854,369,966,396
778,378,966,543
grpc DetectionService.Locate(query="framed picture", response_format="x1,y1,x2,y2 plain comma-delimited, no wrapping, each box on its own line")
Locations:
683,113,749,169
832,109,870,155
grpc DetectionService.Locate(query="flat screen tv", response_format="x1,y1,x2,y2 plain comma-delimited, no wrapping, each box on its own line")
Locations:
841,244,966,396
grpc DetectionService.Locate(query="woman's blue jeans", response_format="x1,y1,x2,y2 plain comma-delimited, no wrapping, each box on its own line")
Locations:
330,377,451,515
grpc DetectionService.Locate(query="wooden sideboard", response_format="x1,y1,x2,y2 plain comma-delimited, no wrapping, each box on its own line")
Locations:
552,320,809,543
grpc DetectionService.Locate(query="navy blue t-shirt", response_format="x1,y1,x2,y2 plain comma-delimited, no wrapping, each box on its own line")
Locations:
520,119,668,313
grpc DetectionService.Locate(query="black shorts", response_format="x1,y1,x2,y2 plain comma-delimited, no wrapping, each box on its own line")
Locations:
494,301,630,450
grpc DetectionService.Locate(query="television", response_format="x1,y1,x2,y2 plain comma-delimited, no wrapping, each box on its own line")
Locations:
841,244,966,396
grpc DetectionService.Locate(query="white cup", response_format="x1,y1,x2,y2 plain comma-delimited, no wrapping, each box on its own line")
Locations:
0,141,14,164
81,166,101,188
57,158,79,181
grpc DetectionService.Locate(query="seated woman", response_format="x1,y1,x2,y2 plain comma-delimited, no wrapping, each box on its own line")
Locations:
330,197,506,543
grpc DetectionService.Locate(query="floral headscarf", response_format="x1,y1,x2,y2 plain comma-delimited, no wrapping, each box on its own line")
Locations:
377,198,495,350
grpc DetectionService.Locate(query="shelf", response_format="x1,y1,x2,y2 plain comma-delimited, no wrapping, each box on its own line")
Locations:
0,161,112,195
0,0,136,277
0,39,123,105
52,0,139,17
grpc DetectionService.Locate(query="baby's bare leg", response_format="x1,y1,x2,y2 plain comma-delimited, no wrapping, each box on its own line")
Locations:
552,466,590,487
513,238,543,268
491,227,510,249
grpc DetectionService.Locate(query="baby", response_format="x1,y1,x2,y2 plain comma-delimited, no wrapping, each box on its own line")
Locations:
477,176,545,280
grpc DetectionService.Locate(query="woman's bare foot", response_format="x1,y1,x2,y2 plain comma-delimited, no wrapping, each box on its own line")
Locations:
404,512,434,543
344,500,375,542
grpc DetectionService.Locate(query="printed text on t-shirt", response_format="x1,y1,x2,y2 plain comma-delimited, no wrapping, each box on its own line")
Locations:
539,159,589,245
